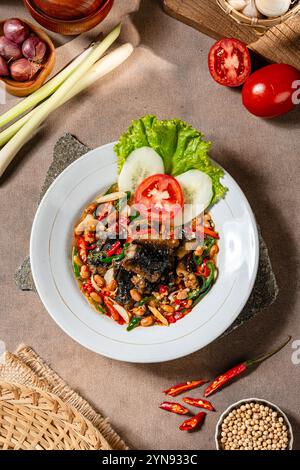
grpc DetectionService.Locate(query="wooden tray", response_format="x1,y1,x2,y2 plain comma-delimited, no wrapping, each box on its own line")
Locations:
163,0,300,69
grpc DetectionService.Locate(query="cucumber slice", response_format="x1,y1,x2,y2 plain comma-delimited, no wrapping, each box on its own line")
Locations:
118,147,164,193
175,170,213,225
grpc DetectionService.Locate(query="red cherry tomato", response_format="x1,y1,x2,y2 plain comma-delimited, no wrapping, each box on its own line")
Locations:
242,64,300,118
208,38,251,87
134,174,184,221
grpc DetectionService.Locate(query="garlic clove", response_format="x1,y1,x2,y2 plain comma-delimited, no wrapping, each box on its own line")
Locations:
242,0,263,18
227,0,248,10
104,267,114,285
255,0,291,17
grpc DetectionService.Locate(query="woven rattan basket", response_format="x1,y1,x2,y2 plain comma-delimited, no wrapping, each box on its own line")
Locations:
0,381,111,450
217,0,300,33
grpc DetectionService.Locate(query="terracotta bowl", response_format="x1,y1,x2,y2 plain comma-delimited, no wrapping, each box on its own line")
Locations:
23,0,114,36
0,19,55,97
32,0,104,20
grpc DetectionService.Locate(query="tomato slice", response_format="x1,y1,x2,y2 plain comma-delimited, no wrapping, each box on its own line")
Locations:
208,38,251,87
134,174,184,221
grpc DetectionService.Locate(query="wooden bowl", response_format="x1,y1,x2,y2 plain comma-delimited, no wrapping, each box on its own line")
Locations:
23,0,114,36
32,0,104,20
0,19,55,97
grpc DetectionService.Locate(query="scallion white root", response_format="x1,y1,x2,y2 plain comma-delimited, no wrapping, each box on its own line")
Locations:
0,47,93,129
0,24,121,178
0,43,133,147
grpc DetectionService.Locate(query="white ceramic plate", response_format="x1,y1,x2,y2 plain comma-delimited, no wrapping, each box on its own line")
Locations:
30,142,259,363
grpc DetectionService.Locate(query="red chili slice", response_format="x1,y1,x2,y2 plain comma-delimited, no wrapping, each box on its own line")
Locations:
173,312,184,321
164,380,206,397
179,412,206,431
183,397,215,411
159,402,189,415
167,315,176,324
103,297,123,324
204,227,219,239
159,285,168,294
105,240,121,257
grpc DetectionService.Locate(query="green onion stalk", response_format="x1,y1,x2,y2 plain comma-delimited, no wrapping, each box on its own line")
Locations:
0,24,121,178
0,43,133,147
0,47,93,129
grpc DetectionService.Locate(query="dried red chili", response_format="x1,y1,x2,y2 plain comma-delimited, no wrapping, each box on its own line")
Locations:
179,412,206,431
204,336,291,397
183,397,214,411
164,380,206,397
159,402,189,415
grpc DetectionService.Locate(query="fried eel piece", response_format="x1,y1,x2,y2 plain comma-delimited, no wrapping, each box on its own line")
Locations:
122,240,175,283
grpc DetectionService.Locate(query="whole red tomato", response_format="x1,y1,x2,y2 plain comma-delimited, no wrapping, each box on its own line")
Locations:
242,63,300,118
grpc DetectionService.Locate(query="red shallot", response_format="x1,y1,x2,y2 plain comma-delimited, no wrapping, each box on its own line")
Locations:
22,36,47,63
3,19,29,45
0,57,9,77
0,36,22,61
10,58,41,82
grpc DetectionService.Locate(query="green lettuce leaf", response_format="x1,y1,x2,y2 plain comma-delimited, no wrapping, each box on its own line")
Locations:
114,115,227,205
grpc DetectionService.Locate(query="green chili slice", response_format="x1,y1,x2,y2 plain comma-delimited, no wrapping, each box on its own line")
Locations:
93,302,106,314
188,290,201,300
204,236,216,251
127,316,141,331
129,210,140,222
193,253,204,266
72,247,81,278
192,285,213,307
113,252,126,262
139,296,153,306
104,183,118,195
190,261,216,306
199,261,215,294
95,243,128,264
115,191,131,212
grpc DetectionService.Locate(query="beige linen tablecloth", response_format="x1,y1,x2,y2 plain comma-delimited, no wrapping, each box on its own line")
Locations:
0,0,299,450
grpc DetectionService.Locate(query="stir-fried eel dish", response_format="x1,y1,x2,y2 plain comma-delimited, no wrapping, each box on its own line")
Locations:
72,116,227,331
